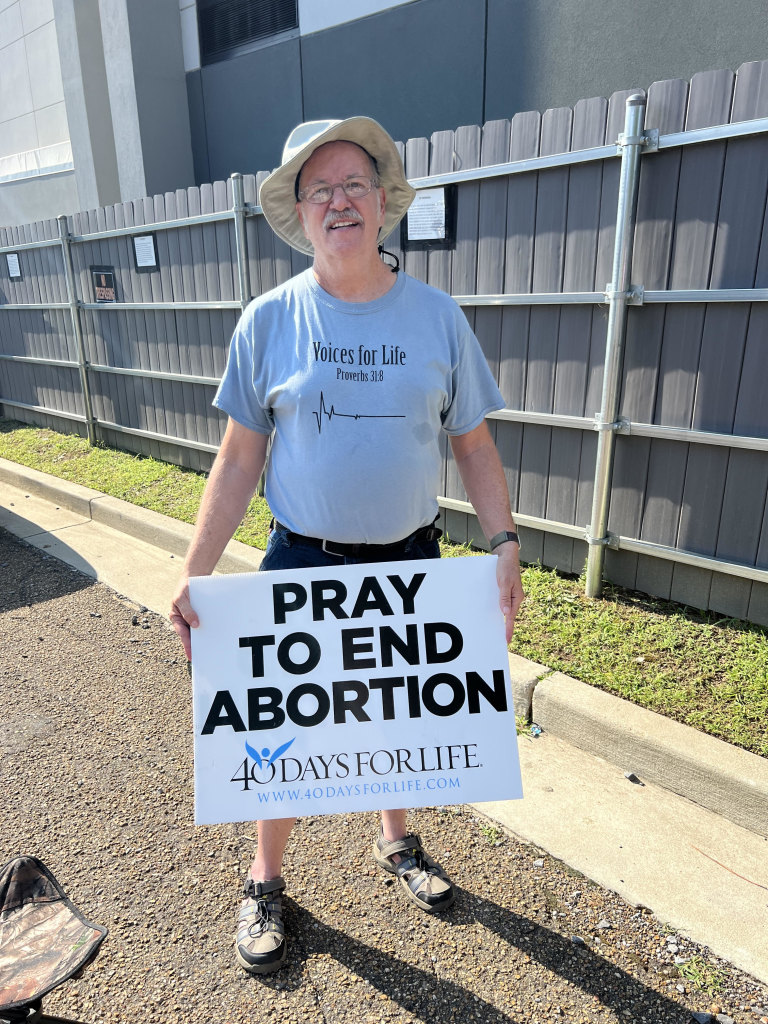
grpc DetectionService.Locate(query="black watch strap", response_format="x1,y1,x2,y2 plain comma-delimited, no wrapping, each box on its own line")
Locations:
489,530,520,551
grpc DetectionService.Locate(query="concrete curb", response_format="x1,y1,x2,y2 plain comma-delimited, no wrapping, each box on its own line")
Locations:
2,457,765,841
531,672,768,839
0,457,263,575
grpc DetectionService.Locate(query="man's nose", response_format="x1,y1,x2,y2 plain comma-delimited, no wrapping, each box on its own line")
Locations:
328,184,351,207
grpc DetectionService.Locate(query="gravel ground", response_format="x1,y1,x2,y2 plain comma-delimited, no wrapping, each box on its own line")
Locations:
2,528,768,1024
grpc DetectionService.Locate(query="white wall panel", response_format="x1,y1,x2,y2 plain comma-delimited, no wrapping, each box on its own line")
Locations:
0,111,36,156
180,2,200,72
0,37,34,120
0,2,23,45
19,0,53,34
34,97,69,145
298,0,413,37
25,20,64,108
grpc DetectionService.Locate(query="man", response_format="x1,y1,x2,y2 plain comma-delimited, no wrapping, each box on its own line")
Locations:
170,117,524,975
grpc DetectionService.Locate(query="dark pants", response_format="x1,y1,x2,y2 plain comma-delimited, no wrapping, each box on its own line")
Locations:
259,523,440,572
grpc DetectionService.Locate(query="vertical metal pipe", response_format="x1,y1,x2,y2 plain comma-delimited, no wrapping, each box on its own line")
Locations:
585,94,647,597
230,171,268,493
58,214,97,446
231,173,252,312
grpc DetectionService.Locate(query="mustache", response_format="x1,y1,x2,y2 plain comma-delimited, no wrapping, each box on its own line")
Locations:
323,208,364,230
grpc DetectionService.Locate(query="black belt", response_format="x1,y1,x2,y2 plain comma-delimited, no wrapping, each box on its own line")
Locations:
272,519,442,558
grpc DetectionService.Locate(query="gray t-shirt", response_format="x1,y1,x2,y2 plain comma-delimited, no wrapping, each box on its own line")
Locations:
214,269,504,544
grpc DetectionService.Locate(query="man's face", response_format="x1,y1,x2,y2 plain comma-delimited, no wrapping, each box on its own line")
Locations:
296,141,386,259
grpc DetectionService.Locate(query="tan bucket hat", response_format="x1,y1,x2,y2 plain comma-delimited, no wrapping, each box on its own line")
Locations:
259,117,416,256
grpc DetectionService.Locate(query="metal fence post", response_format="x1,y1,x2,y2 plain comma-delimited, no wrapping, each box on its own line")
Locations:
585,94,647,597
231,173,252,312
231,171,268,493
57,214,97,446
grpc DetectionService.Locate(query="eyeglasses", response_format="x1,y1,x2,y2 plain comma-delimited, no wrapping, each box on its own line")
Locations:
299,177,378,204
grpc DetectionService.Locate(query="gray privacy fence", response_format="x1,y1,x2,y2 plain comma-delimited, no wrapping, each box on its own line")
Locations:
2,61,768,624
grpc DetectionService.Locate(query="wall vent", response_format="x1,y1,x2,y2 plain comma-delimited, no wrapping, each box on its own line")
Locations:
197,0,298,65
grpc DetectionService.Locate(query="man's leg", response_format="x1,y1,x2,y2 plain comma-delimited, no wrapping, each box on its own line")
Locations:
368,533,453,911
235,817,297,975
250,816,297,881
235,530,348,973
380,808,407,843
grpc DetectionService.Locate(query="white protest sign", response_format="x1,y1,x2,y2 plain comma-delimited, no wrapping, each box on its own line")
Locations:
190,556,522,824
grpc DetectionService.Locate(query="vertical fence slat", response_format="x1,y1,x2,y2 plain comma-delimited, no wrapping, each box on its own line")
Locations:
103,202,131,435
497,109,540,557
698,102,767,618
242,173,260,303
443,124,481,546
91,205,113,428
468,118,511,550
403,136,430,284
426,130,454,295
537,107,581,573
558,97,608,575
687,61,768,618
520,107,572,567
187,185,218,449
568,98,608,565
420,130,456,534
628,79,689,600
126,198,159,457
661,69,735,608
149,191,180,461
162,190,197,469
176,185,212,465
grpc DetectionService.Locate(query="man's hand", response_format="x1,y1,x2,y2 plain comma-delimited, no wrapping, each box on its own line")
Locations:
169,577,199,662
495,542,524,643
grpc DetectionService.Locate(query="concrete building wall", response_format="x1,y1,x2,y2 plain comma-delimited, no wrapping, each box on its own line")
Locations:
190,36,303,184
484,0,768,122
182,0,768,182
0,166,76,225
53,0,120,211
1,0,194,226
300,0,485,139
0,0,76,224
99,0,194,202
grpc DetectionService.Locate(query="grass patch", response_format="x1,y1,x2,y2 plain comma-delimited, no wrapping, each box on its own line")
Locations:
1,418,767,759
0,420,273,548
510,565,768,757
478,823,504,845
677,955,728,996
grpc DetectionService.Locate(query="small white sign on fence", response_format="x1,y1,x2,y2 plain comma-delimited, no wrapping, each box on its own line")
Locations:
190,556,522,824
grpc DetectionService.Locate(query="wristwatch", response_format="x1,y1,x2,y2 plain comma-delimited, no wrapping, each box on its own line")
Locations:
489,530,520,552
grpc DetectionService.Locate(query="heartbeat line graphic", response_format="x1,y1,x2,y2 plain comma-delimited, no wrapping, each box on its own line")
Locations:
312,391,406,434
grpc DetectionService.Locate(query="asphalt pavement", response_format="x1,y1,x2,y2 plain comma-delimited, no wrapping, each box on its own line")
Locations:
1,456,767,1006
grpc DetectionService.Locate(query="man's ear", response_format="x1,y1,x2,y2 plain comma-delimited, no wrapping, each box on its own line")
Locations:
296,201,309,239
377,187,386,222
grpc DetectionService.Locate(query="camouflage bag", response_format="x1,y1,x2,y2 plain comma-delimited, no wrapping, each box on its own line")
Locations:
0,856,107,1021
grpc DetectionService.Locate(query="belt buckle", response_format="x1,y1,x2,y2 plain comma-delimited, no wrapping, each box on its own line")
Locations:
322,538,345,557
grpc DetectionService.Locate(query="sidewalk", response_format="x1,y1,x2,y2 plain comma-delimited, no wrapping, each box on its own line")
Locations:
2,456,767,987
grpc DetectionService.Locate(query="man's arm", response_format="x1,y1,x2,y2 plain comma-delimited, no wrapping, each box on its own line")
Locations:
170,418,269,659
449,421,524,643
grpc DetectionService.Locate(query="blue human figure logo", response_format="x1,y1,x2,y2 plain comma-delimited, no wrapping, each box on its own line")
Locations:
245,738,295,767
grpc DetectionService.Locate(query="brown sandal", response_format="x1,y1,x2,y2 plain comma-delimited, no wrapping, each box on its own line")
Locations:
373,832,455,913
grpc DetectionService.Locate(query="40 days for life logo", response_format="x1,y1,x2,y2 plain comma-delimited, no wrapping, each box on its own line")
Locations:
189,557,523,824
